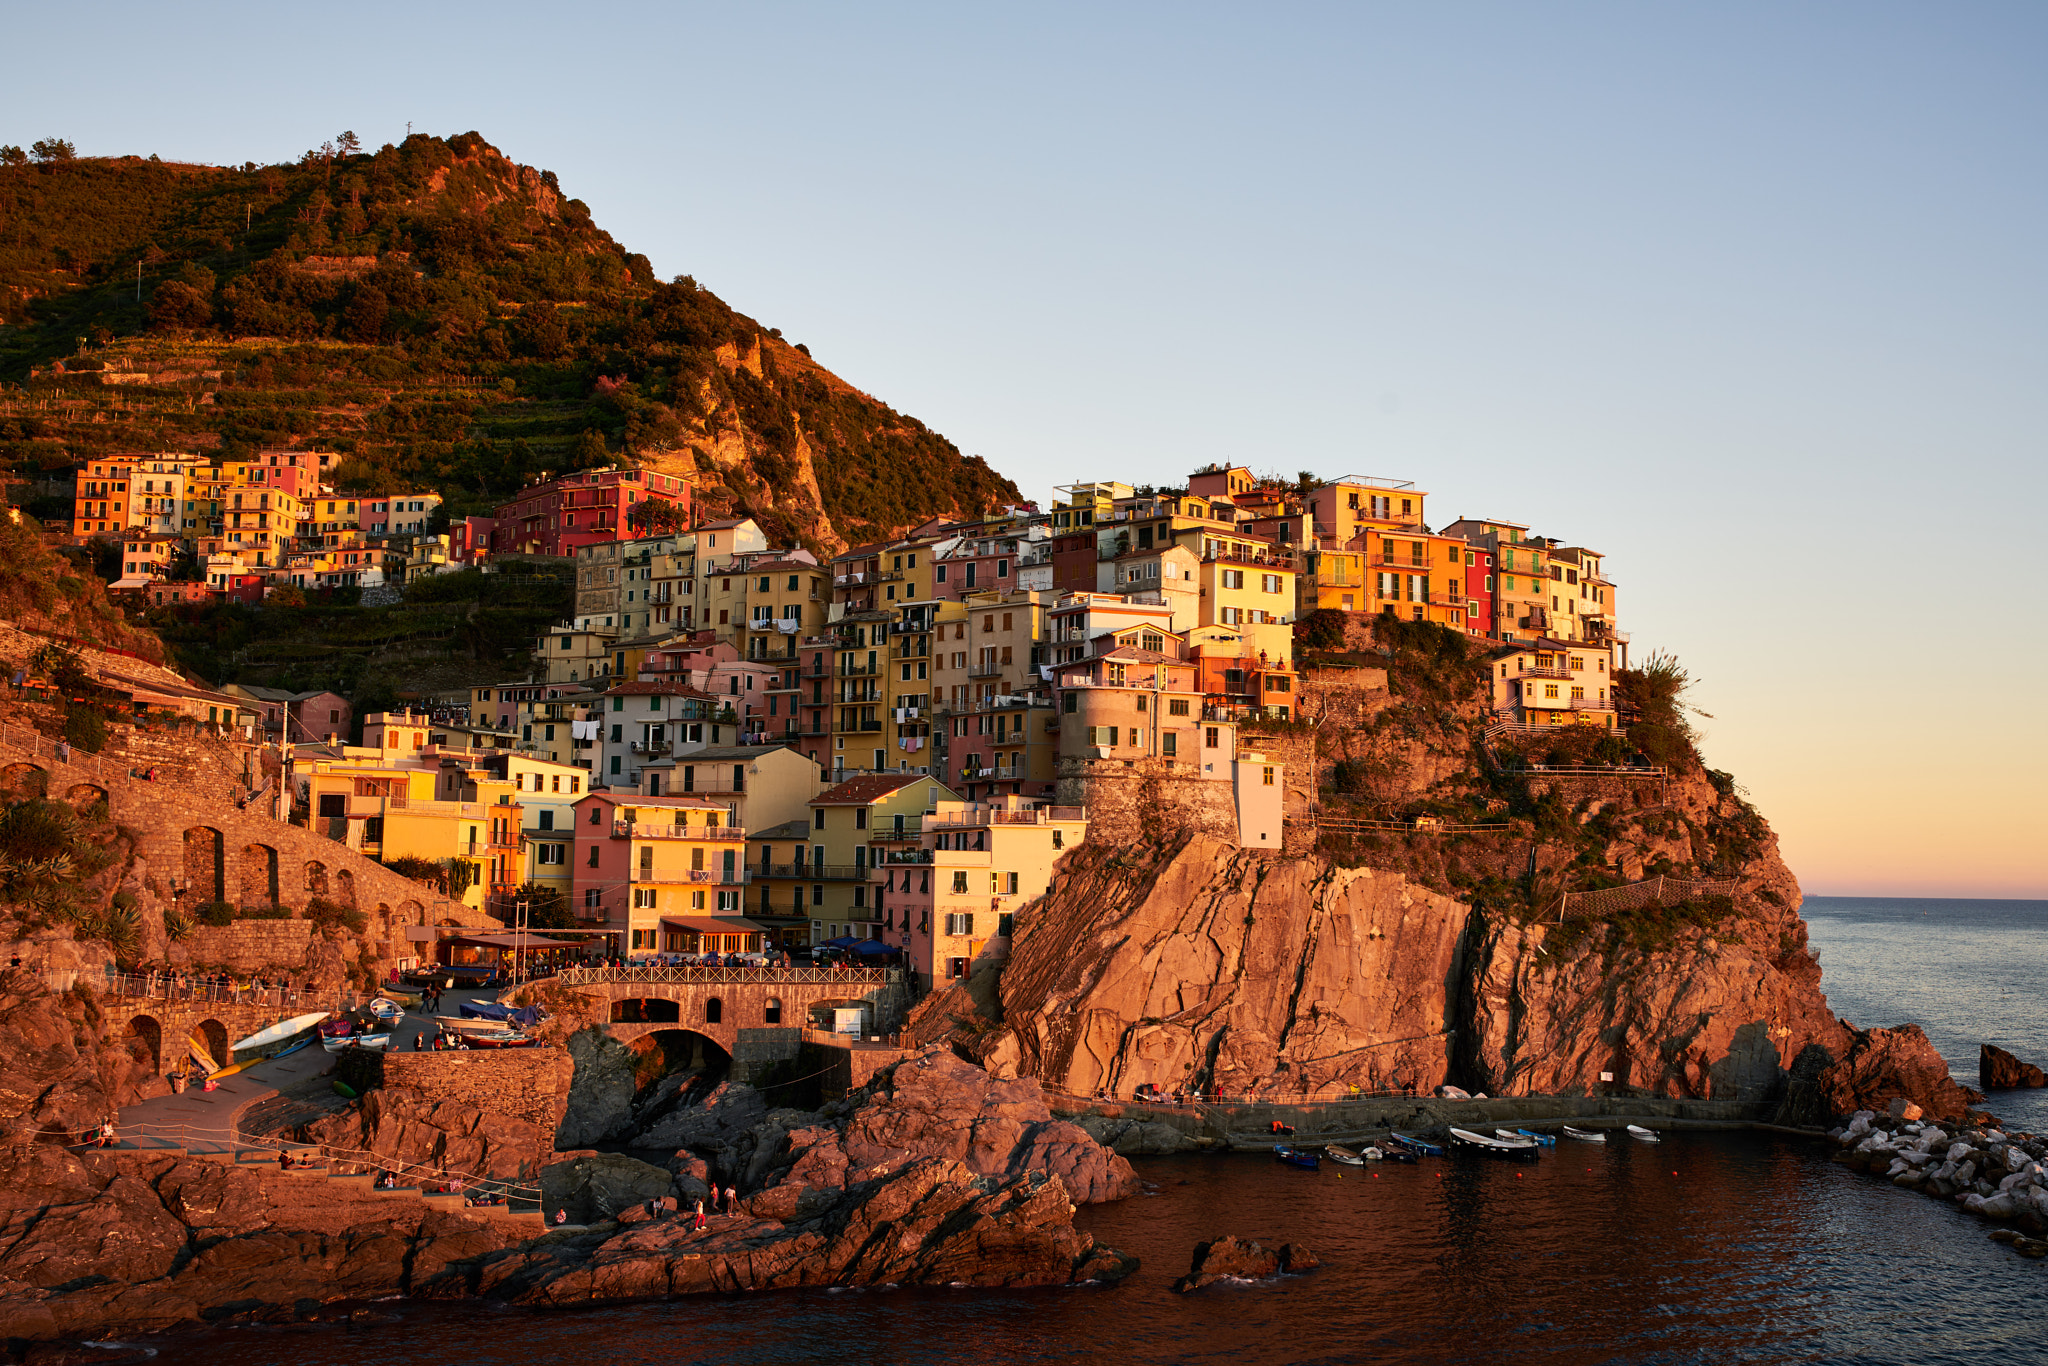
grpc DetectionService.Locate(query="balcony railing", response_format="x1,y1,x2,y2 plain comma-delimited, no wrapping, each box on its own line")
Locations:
1568,697,1617,711
757,863,867,881
928,805,1085,828
1516,665,1574,679
838,661,878,677
612,822,746,841
1202,546,1297,569
968,663,1005,678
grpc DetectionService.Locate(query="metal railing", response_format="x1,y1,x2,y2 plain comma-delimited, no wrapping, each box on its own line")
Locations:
757,863,866,881
928,805,1084,828
554,963,900,987
0,722,108,777
1553,875,1740,923
98,970,330,1010
612,822,746,841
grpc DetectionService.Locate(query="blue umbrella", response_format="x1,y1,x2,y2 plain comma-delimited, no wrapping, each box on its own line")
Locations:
850,939,896,956
821,936,865,948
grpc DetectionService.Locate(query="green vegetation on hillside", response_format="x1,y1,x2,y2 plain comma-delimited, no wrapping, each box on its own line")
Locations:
0,133,1017,547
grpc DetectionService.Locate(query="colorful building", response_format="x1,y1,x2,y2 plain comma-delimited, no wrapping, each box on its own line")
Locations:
569,791,748,951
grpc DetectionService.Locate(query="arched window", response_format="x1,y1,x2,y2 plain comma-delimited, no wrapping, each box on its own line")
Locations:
705,997,723,1024
764,997,782,1025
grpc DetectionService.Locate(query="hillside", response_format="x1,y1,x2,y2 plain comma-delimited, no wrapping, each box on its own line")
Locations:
0,132,1017,549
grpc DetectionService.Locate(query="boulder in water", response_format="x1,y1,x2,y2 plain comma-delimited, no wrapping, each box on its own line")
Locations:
1172,1235,1319,1292
1980,1044,2047,1090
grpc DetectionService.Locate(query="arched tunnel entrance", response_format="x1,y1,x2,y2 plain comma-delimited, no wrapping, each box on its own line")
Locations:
126,1014,162,1075
620,1028,733,1144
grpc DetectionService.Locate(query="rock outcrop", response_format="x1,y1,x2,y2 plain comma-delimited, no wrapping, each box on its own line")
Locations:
1981,1044,2047,1090
1827,1110,2048,1248
1818,1025,1984,1124
1172,1235,1320,1292
539,1152,675,1224
999,835,1470,1100
295,1085,552,1179
0,1147,519,1340
659,1050,1140,1206
465,1157,1132,1304
556,1026,641,1146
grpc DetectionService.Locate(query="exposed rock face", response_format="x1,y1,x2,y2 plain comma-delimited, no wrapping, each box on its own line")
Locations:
1981,1044,2047,1090
556,1026,640,1147
0,1147,518,1340
995,797,1970,1123
0,972,152,1140
539,1153,675,1224
1001,835,1471,1099
295,1085,551,1179
1818,1026,1984,1124
662,1051,1139,1206
1172,1235,1320,1292
464,1157,1134,1303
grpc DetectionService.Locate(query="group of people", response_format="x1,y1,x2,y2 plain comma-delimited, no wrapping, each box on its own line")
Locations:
691,1183,743,1228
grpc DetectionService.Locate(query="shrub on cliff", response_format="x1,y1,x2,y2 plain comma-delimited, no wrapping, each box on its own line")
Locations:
196,900,236,927
1615,651,1706,768
305,896,368,935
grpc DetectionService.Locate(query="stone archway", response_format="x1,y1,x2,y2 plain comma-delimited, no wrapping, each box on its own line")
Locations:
192,1018,230,1071
611,998,681,1024
2,763,47,799
183,827,225,902
334,868,357,909
304,860,329,899
642,1027,732,1076
238,843,280,909
704,996,723,1025
127,1014,163,1074
64,782,108,813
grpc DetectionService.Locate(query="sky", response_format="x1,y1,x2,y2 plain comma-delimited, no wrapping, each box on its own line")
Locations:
6,3,2045,898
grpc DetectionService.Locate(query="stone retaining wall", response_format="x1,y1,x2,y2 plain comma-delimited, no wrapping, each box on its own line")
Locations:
180,921,316,972
339,1047,575,1136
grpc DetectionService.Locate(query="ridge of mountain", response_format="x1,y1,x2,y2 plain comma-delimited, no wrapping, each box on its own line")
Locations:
0,132,1018,550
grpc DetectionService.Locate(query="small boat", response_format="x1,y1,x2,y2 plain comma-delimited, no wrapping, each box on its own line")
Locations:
1325,1145,1366,1166
229,1011,330,1055
1562,1125,1608,1143
1506,1128,1557,1147
1449,1127,1540,1160
378,987,421,1008
1273,1144,1320,1170
458,1031,537,1050
322,1032,392,1053
1377,1144,1418,1164
1388,1131,1444,1157
1627,1124,1661,1143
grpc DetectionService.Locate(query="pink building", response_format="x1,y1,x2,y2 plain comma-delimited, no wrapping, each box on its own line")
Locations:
490,469,693,558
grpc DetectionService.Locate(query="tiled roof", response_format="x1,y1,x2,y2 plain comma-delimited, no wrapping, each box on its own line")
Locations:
812,773,923,805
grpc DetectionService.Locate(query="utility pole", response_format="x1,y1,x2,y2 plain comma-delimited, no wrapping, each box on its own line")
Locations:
136,261,141,303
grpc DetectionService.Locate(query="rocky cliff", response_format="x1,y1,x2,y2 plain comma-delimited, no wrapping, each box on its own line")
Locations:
966,623,1981,1126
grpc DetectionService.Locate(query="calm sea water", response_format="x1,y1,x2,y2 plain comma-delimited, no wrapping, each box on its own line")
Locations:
1804,896,2047,1134
138,897,2046,1365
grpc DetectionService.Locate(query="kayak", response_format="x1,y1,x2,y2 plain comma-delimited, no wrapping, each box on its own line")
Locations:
229,1011,330,1054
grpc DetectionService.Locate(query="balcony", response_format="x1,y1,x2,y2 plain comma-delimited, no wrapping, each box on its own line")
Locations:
1568,697,1616,712
628,740,673,756
838,661,878,677
928,805,1086,829
757,863,867,881
1202,546,1297,569
632,869,739,885
612,822,747,842
1516,665,1574,679
1369,554,1432,570
968,663,1005,678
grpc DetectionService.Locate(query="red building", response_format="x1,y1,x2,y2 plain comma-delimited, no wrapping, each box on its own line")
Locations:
1463,546,1496,638
490,469,693,558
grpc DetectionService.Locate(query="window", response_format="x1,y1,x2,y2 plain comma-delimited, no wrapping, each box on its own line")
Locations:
633,887,658,909
1162,732,1177,757
1222,569,1243,590
1544,684,1560,699
1205,726,1220,749
945,911,976,935
587,845,600,867
589,806,602,825
951,871,969,894
1003,872,1019,895
1262,766,1276,786
1261,574,1282,593
538,842,565,865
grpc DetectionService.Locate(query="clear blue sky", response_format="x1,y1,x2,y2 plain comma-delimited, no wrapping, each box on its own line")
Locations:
7,3,2045,897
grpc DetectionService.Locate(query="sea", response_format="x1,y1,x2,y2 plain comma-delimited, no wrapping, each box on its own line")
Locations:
142,896,2046,1365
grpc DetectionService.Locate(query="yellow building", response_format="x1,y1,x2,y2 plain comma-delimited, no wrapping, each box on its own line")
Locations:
1488,641,1619,729
740,555,831,664
1195,537,1296,664
572,790,750,954
806,773,959,940
880,794,1088,989
379,792,524,910
1306,475,1427,541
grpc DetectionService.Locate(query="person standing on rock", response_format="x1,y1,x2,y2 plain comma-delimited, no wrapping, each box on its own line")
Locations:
693,1198,707,1230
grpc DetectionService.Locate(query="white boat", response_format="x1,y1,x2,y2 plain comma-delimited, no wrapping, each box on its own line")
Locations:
1324,1145,1366,1166
229,1011,330,1054
1562,1125,1608,1143
434,1014,514,1034
1449,1127,1540,1160
321,1032,392,1053
1626,1124,1661,1143
1502,1128,1556,1147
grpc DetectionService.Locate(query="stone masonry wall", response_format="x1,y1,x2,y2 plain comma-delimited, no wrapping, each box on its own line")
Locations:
1054,756,1237,846
179,921,315,973
341,1047,575,1137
